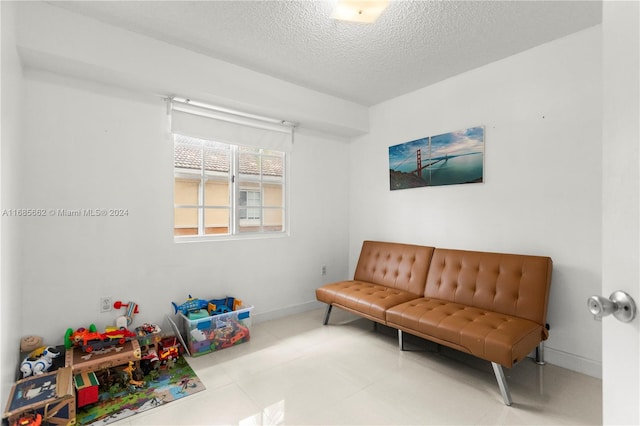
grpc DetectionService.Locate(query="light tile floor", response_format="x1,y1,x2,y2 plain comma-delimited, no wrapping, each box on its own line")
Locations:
114,308,602,425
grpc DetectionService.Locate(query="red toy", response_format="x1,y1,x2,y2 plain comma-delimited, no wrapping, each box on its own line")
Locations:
159,345,179,362
113,300,140,327
74,371,99,408
13,413,42,426
64,325,136,353
157,338,180,367
113,300,140,314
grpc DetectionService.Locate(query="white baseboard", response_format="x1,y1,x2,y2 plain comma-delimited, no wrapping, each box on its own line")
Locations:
540,346,602,379
252,301,323,324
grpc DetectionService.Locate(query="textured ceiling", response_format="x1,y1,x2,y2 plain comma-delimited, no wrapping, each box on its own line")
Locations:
47,1,602,106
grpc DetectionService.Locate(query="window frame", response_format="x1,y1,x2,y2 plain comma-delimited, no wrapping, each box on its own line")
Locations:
173,134,289,242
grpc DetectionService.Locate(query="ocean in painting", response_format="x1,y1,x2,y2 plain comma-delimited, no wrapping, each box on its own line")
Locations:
423,152,483,186
389,126,484,190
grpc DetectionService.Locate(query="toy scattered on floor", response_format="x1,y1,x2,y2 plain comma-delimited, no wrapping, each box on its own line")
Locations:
64,324,137,353
12,412,42,426
20,346,62,378
140,349,160,376
160,336,184,355
122,361,145,388
74,371,100,408
147,368,160,382
95,368,125,396
158,340,179,365
172,295,242,317
64,324,98,348
20,335,43,353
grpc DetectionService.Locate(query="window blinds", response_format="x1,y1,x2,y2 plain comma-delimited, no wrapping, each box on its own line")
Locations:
169,97,295,152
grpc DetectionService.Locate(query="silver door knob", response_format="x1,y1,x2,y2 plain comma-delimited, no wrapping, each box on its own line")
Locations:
587,291,636,322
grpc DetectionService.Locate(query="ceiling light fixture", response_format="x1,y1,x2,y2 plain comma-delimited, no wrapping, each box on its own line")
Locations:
331,0,389,24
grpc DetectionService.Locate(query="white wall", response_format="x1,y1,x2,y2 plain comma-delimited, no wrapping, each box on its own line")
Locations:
1,0,24,405
348,26,603,377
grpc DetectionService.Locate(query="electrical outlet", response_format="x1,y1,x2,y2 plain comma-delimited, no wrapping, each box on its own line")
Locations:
321,265,327,276
100,296,113,313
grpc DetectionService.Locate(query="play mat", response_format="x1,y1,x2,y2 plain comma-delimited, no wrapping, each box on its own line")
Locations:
75,355,205,425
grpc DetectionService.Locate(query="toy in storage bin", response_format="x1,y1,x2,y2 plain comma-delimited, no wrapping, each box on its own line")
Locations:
135,323,162,348
180,305,253,357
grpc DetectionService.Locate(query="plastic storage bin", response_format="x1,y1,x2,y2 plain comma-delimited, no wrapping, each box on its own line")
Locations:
180,305,253,357
134,324,162,348
136,332,161,348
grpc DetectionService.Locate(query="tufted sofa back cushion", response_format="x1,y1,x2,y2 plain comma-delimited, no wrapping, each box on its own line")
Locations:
424,248,552,326
353,241,435,297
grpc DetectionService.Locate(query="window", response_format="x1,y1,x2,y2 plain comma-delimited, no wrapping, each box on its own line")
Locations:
169,97,293,241
173,134,286,238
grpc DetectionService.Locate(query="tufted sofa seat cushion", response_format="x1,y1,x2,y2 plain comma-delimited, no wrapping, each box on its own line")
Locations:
386,298,544,367
385,247,553,368
316,281,422,323
316,241,435,323
422,248,553,328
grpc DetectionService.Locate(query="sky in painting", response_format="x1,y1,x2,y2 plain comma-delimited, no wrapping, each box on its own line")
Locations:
389,126,484,173
388,137,429,172
431,126,484,158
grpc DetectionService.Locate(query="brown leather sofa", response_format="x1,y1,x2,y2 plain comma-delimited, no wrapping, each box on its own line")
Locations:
316,240,553,406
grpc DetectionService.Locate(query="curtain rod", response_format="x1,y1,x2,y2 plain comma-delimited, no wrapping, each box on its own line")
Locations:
167,96,298,128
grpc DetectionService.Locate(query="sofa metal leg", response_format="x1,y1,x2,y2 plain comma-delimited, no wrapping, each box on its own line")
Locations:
323,305,333,325
398,330,405,351
491,362,513,406
535,342,546,365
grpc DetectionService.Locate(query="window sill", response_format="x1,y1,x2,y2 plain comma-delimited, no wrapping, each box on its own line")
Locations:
174,231,289,244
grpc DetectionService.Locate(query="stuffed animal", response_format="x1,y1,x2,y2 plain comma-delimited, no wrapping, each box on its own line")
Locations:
20,335,43,353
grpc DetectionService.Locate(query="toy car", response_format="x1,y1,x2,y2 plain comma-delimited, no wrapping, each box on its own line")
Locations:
64,325,136,353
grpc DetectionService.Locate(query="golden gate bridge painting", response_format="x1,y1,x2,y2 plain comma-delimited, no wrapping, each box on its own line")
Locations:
388,126,484,190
